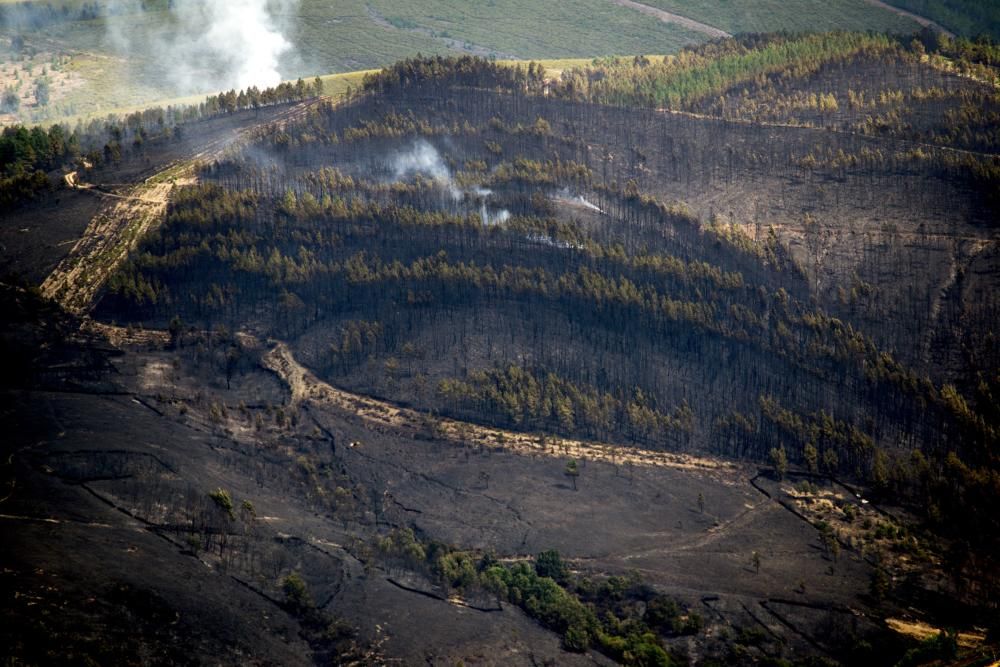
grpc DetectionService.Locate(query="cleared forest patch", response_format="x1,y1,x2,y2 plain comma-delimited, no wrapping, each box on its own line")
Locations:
40,171,180,314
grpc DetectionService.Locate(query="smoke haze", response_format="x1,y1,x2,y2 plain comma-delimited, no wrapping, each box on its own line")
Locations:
108,0,300,94
393,140,455,185
391,140,511,223
392,140,462,201
556,188,604,214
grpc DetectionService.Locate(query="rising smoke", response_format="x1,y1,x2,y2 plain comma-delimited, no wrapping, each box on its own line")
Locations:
107,0,300,95
391,140,511,224
555,187,604,214
392,139,461,200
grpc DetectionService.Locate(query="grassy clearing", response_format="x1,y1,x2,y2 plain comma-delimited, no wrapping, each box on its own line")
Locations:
316,69,378,99
636,0,920,35
498,56,665,80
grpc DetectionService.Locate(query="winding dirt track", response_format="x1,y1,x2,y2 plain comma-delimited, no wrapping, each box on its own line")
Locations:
613,0,952,41
262,341,738,477
610,0,731,38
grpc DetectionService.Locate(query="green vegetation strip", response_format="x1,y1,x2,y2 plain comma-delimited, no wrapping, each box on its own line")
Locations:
378,529,696,664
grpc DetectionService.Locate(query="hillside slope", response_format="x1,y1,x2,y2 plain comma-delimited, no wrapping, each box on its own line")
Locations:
95,41,1000,608
2,33,999,667
0,0,934,123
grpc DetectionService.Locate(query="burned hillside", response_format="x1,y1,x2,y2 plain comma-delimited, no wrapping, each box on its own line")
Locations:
4,33,1000,667
98,46,1000,555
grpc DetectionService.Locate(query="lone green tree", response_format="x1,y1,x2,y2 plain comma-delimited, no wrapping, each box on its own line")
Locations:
565,458,580,491
225,346,242,389
1,87,19,113
535,549,567,582
282,572,313,612
770,446,788,480
870,565,890,602
34,78,49,106
823,448,839,474
751,550,761,574
804,442,819,474
818,522,839,562
209,488,235,520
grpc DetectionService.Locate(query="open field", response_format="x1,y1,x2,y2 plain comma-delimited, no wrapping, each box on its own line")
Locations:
360,0,702,59
637,0,919,34
882,0,1000,39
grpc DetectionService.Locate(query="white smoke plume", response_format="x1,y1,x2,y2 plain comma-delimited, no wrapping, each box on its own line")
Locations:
555,188,604,214
480,202,510,226
107,0,299,94
392,140,461,201
391,140,510,223
527,233,576,250
393,140,453,184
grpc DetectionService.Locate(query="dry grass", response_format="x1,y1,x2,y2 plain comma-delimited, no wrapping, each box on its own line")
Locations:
885,617,986,648
0,49,84,124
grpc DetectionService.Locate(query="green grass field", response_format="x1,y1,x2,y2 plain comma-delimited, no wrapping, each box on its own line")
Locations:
360,0,701,58
882,0,1000,39
636,0,920,35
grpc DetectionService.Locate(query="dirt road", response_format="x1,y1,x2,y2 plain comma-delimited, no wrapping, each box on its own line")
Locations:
610,0,731,39
861,0,955,38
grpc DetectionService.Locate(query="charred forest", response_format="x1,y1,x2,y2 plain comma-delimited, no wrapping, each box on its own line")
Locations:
4,30,1000,667
101,41,1000,568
